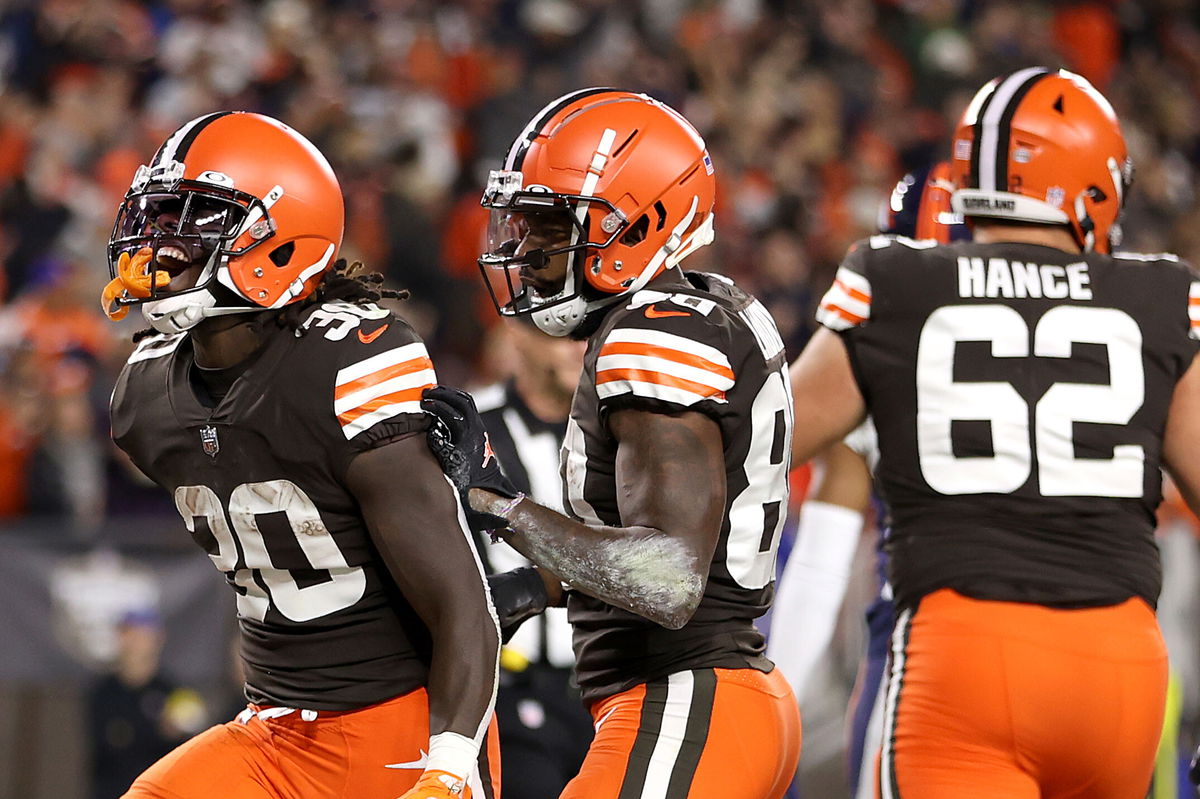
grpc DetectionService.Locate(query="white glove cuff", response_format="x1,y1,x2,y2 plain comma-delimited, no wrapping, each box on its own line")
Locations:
426,730,480,779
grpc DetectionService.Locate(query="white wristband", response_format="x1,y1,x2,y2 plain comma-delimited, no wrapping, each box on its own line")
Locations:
767,500,864,700
426,730,480,779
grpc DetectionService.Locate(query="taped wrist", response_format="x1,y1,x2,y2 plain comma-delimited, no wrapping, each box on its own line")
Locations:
426,730,479,784
487,567,550,642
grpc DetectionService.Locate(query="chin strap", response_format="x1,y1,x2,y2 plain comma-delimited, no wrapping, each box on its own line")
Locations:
142,290,260,334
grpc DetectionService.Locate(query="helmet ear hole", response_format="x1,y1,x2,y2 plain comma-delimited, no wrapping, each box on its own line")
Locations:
269,241,295,266
620,215,650,246
653,202,668,231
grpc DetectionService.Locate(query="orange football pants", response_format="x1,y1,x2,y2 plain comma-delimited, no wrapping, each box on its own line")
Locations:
561,667,801,799
879,589,1167,799
122,688,501,799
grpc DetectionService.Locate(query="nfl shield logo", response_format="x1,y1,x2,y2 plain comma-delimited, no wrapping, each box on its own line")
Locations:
200,426,219,458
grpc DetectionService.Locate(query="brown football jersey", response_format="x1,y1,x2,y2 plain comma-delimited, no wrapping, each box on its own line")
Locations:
564,272,790,704
111,301,442,710
818,236,1200,610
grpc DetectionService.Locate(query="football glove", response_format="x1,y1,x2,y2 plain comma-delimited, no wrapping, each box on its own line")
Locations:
422,386,520,535
396,769,470,799
487,566,550,643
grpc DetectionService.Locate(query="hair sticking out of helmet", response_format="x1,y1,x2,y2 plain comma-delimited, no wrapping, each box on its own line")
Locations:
103,111,345,333
478,89,717,337
878,162,970,243
949,67,1132,254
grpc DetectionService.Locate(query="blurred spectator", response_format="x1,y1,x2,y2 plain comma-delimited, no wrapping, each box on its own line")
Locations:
85,609,203,799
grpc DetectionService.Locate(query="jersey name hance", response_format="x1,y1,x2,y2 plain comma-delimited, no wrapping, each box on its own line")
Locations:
111,303,440,710
819,236,1200,609
564,272,791,704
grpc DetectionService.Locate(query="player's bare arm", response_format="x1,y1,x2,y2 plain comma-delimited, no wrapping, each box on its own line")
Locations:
788,327,867,465
474,407,725,631
1162,351,1200,514
345,433,499,751
810,440,872,510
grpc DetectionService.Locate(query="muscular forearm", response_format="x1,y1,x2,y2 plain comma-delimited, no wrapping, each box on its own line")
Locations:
472,489,704,629
425,607,499,741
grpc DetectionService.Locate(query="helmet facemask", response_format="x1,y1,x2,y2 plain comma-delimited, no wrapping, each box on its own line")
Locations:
105,170,280,330
478,170,627,336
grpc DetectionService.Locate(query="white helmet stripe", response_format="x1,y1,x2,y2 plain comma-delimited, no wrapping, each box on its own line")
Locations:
152,112,230,169
977,67,1050,192
504,88,615,170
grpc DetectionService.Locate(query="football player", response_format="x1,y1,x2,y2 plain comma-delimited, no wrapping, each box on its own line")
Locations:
768,162,966,799
788,67,1200,798
422,90,802,798
102,112,501,799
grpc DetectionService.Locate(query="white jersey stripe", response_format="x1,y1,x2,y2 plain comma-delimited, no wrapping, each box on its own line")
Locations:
596,353,735,392
340,401,423,439
595,379,724,407
816,306,861,332
442,472,501,752
1190,282,1200,341
879,607,913,799
638,671,695,799
603,328,731,371
740,299,785,361
335,342,430,385
817,267,873,330
824,289,871,320
334,368,437,416
833,265,872,296
855,673,889,799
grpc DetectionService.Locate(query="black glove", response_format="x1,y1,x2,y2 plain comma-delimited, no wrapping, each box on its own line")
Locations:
1189,744,1200,786
422,385,521,534
487,567,551,644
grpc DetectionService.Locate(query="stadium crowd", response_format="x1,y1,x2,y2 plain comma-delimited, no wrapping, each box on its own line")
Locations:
5,0,1200,531
2,0,1200,797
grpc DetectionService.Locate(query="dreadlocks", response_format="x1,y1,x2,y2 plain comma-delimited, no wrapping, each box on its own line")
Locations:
130,259,408,342
275,258,409,334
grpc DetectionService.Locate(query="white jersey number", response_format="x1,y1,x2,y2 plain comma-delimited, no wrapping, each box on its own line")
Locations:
175,480,367,622
726,369,794,589
916,304,1144,496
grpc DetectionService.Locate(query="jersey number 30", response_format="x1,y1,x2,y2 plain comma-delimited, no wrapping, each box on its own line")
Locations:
916,304,1144,497
175,481,367,622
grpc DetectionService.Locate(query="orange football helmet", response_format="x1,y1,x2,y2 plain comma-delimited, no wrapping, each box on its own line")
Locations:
878,161,969,243
479,89,716,336
950,67,1132,254
104,111,343,333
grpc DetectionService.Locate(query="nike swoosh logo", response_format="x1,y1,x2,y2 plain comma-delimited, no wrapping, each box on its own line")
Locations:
358,324,389,344
385,749,428,769
644,305,690,319
594,707,617,733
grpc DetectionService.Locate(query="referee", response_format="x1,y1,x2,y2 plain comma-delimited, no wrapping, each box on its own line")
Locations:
471,319,592,799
